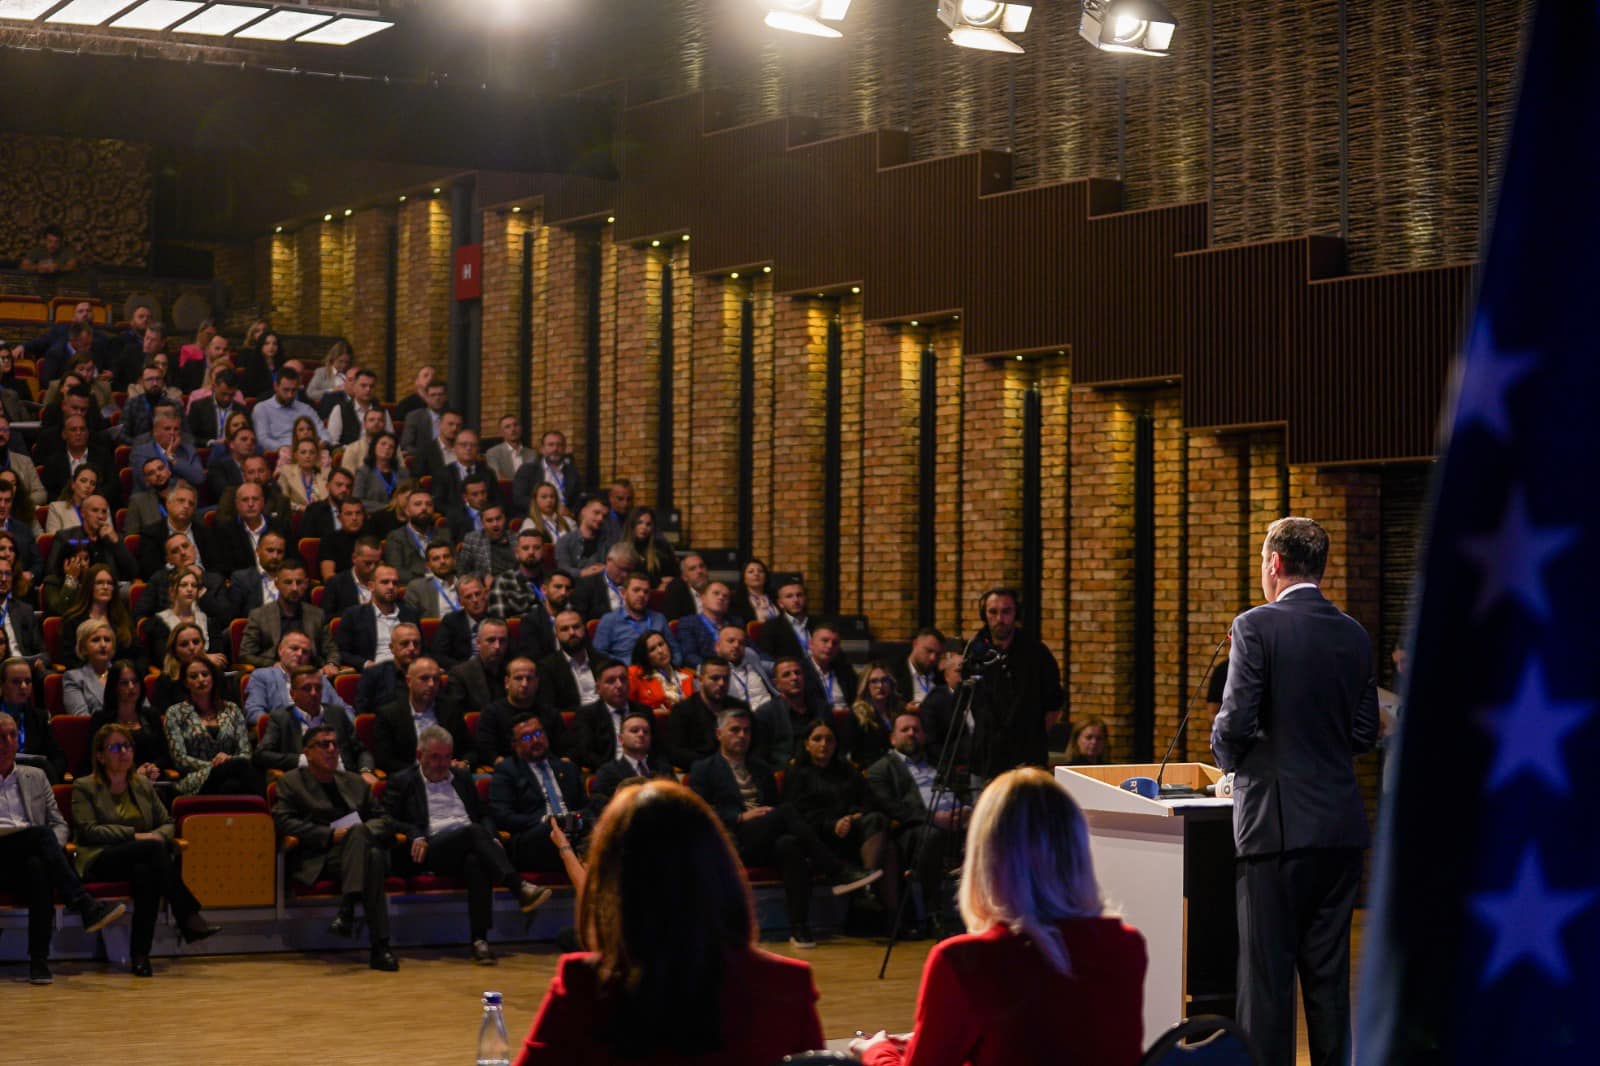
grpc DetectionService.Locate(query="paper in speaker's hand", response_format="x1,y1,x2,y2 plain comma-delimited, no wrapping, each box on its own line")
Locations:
330,811,362,832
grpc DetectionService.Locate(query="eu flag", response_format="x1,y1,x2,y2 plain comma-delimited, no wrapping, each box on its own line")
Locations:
1357,2,1600,1062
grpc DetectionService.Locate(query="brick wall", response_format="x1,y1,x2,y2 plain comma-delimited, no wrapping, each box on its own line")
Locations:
535,225,589,468
685,273,742,547
395,198,452,393
766,295,829,591
1036,356,1072,663
852,316,918,635
746,276,776,563
955,349,1030,636
606,243,663,500
295,225,323,336
667,242,695,519
481,209,534,426
1150,390,1188,762
931,327,965,629
349,208,393,374
211,241,255,323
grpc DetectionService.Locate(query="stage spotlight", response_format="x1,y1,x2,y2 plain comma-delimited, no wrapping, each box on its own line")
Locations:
763,0,850,39
1079,0,1177,56
937,0,1031,54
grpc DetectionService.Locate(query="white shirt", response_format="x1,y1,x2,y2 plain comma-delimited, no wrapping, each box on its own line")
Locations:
423,775,471,837
411,701,439,735
240,514,267,553
906,656,936,701
258,568,280,604
0,766,29,833
893,749,959,817
1276,582,1320,600
728,657,773,711
373,603,401,663
812,658,847,709
565,651,598,706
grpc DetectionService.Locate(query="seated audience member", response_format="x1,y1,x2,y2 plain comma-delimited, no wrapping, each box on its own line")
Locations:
441,615,510,717
850,768,1148,1066
226,531,287,617
660,551,710,621
569,541,633,623
39,413,114,507
187,369,243,450
276,438,329,512
117,362,180,444
42,464,101,533
384,489,439,586
0,481,39,586
252,366,326,451
756,575,815,663
785,718,899,917
517,778,824,1063
164,658,264,797
689,707,882,949
105,304,153,391
0,712,127,985
129,409,203,491
126,458,173,535
600,479,633,544
232,325,274,400
866,713,973,940
554,496,614,579
60,564,137,668
174,319,216,390
271,724,399,972
457,500,515,576
756,658,829,768
840,662,902,768
243,632,355,727
352,429,403,510
510,428,580,515
45,491,134,580
402,539,458,617
628,631,695,710
410,407,462,483
1067,717,1111,765
676,580,740,668
594,572,682,666
511,568,572,663
430,573,492,670
572,659,654,771
146,566,226,664
473,656,564,769
893,628,947,711
391,366,434,423
536,609,600,714
88,661,170,779
20,224,81,275
239,560,337,670
489,711,586,873
354,622,422,716
732,557,780,624
805,621,857,715
335,564,420,669
150,623,238,717
375,657,466,775
665,657,746,771
0,559,48,670
301,466,355,543
2,659,64,780
136,481,213,579
521,481,575,546
62,619,118,716
323,534,381,617
0,349,29,407
384,725,553,964
318,498,372,583
398,377,449,460
255,665,374,784
486,413,536,481
73,724,220,976
326,368,392,446
305,341,353,409
717,623,778,713
217,453,293,526
438,431,498,510
621,506,677,588
586,708,675,819
0,534,36,613
205,423,258,503
211,481,289,577
486,527,550,622
0,417,44,510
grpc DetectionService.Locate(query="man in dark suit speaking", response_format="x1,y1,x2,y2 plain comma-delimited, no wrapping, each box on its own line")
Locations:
1210,516,1380,1066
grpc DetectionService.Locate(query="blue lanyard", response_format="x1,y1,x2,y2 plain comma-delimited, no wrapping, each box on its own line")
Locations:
217,406,227,439
0,595,11,633
407,524,429,559
377,467,397,493
604,574,623,604
545,461,564,493
790,615,810,651
301,472,315,500
432,577,459,614
821,672,835,702
699,614,720,643
71,504,83,529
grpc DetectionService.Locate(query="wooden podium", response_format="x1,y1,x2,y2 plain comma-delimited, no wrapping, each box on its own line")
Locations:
1056,763,1238,1044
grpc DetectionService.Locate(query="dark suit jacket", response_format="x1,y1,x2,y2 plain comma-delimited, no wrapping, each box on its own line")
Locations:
239,601,338,669
299,498,341,544
661,579,704,622
569,571,619,623
535,648,602,714
5,601,46,664
382,764,492,840
11,700,65,780
865,751,969,829
226,566,275,616
687,752,781,832
335,602,422,669
1210,587,1380,856
254,704,371,775
435,463,499,511
803,653,857,718
515,605,558,662
211,515,292,578
430,610,481,670
187,397,243,448
3,517,38,580
472,699,567,769
373,696,468,775
354,660,402,716
665,695,749,771
487,754,585,839
586,753,675,817
38,448,117,508
137,520,217,580
320,569,368,619
42,525,138,583
442,655,505,723
676,611,739,668
511,455,581,514
570,698,656,771
271,767,389,885
757,613,815,664
205,456,245,505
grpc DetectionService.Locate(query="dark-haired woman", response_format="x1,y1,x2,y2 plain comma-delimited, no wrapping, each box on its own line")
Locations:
88,660,170,781
624,506,678,588
164,657,262,796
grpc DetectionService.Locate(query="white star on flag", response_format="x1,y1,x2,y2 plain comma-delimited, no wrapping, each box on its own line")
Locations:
1469,846,1597,986
1458,488,1578,620
1452,315,1538,440
1478,658,1592,794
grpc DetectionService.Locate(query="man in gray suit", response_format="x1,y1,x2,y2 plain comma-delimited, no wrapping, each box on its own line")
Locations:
239,559,338,670
0,712,127,984
398,378,449,462
1211,516,1380,1066
271,724,398,972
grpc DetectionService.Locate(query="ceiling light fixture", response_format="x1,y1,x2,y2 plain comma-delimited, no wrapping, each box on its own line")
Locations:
45,0,137,26
233,7,329,39
110,0,202,30
323,213,332,221
1079,0,1177,56
296,15,392,44
763,0,850,38
0,0,65,19
937,0,1031,53
172,2,267,35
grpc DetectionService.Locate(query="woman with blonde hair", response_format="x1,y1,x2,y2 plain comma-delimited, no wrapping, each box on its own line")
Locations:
515,780,825,1064
851,767,1147,1066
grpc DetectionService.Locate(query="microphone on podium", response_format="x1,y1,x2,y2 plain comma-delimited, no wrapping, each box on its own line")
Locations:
1120,632,1231,801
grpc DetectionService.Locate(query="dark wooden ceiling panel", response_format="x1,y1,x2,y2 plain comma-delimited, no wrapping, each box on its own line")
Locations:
773,131,910,295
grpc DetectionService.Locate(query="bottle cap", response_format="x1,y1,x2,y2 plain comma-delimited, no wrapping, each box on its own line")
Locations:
483,991,503,1006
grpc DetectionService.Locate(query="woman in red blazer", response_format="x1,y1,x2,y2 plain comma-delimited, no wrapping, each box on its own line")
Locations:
852,767,1148,1066
515,780,826,1065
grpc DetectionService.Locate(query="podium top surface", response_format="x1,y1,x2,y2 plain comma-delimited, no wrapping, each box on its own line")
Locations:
1055,763,1229,817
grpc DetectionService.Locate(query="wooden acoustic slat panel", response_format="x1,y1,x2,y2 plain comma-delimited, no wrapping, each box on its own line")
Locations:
690,116,818,273
773,131,910,295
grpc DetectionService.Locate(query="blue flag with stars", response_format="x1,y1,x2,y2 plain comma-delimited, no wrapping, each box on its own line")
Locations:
1357,3,1600,1062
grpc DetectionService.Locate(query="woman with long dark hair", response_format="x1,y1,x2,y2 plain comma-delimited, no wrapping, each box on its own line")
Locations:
623,506,678,588
164,657,262,797
628,630,695,710
88,660,170,780
515,780,825,1064
784,718,900,920
730,557,778,624
354,431,402,513
60,563,136,668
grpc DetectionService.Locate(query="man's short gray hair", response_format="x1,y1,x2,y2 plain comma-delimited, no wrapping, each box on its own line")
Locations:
416,725,454,753
605,543,640,568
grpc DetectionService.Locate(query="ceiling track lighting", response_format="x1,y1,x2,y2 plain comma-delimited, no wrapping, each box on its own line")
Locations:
937,0,1031,53
763,0,850,39
0,0,394,45
1079,0,1177,56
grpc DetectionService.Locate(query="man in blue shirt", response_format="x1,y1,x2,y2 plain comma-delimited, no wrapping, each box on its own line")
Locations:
128,409,205,491
594,572,683,665
251,366,327,450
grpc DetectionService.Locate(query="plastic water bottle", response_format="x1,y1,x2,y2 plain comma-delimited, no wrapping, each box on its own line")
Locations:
476,990,510,1066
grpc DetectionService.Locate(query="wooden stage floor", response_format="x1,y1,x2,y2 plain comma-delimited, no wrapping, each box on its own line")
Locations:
9,916,1364,1065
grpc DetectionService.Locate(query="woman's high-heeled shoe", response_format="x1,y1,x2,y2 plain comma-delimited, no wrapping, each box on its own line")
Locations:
178,915,222,945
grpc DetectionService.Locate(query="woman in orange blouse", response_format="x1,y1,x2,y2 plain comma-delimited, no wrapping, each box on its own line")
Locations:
628,631,695,710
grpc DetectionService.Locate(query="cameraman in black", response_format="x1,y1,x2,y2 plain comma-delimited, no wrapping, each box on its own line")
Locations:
965,588,1064,792
488,711,589,876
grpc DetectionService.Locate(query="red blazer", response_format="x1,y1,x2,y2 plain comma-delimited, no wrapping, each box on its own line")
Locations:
863,918,1148,1066
516,946,825,1065
628,665,696,711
